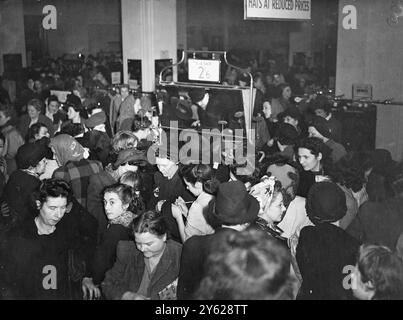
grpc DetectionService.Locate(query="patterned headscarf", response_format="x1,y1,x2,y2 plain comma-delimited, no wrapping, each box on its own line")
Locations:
50,134,85,166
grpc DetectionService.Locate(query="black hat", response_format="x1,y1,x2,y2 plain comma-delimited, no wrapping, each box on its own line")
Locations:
188,88,206,104
16,141,50,169
309,116,332,139
275,123,299,145
306,182,347,224
114,148,148,169
208,180,259,225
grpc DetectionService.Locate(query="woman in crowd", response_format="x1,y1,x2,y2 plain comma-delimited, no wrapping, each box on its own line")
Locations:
328,151,370,230
177,180,259,299
2,179,76,299
27,122,50,143
102,210,182,300
351,244,403,300
250,176,288,243
82,183,138,300
262,100,277,140
1,140,49,225
271,83,294,121
171,164,218,243
119,171,146,214
44,95,66,133
0,103,25,175
347,171,403,250
62,94,87,130
296,182,360,300
50,134,103,208
296,137,332,198
194,227,294,300
18,98,54,140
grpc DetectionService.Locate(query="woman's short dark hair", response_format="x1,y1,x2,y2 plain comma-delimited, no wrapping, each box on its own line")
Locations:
297,137,332,171
131,210,167,237
47,95,59,105
180,164,220,195
329,151,368,192
275,83,291,98
357,244,403,300
194,226,293,300
103,183,137,213
297,137,327,158
27,122,48,142
36,179,73,205
59,123,85,137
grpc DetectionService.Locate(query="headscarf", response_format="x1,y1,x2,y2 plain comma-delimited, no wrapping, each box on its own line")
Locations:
50,134,87,166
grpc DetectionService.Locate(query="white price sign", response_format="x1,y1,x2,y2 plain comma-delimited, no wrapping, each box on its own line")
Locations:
188,59,220,83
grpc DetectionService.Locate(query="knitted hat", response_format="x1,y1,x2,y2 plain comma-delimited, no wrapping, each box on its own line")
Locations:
85,111,106,128
306,182,347,225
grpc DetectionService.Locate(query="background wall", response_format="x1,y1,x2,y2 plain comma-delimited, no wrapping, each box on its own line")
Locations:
336,0,403,160
0,0,27,74
22,0,121,59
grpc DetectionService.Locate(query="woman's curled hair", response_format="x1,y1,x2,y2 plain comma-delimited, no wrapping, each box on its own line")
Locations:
35,178,73,205
180,164,220,195
103,183,138,214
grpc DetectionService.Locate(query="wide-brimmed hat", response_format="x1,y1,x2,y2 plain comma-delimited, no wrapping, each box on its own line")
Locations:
306,182,347,224
114,148,148,169
208,180,259,225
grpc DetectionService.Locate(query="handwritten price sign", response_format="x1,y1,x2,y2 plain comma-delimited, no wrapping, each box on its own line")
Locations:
188,59,220,82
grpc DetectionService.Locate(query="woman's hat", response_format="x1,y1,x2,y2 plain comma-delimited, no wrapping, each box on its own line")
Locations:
85,111,106,128
306,182,347,224
16,140,51,169
114,148,148,169
208,180,259,225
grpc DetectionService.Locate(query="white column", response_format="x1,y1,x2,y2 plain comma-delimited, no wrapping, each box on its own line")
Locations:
121,0,177,92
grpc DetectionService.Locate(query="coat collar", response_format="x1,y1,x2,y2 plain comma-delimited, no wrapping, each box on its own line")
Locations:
132,240,176,289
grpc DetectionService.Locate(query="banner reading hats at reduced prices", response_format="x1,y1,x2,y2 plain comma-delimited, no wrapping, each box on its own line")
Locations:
244,0,311,20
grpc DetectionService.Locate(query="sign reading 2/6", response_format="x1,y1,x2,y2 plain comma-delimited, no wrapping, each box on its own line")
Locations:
188,59,220,83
